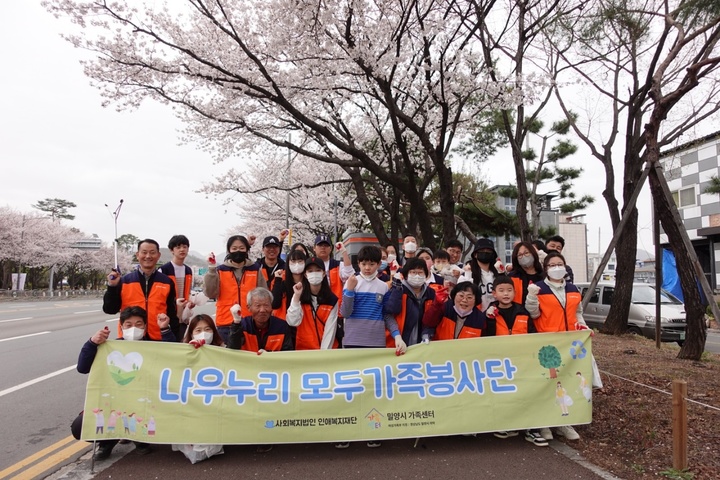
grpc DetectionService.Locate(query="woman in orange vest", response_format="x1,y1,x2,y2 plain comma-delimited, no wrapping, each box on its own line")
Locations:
271,249,308,320
285,257,339,350
203,235,267,344
524,251,590,442
507,241,544,305
428,281,486,341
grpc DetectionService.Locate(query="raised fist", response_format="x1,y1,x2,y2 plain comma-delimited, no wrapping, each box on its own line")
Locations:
527,283,540,297
336,242,344,251
345,274,358,291
279,229,289,240
292,282,303,295
230,304,243,322
157,313,170,330
208,252,216,266
494,259,505,274
485,305,497,319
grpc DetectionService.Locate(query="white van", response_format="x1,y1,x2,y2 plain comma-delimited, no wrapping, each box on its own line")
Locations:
575,282,686,345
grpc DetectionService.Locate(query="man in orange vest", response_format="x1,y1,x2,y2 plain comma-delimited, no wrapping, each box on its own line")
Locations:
226,287,293,352
103,238,179,341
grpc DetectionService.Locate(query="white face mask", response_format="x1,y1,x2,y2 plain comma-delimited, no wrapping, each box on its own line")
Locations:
453,305,473,318
122,327,145,341
289,262,305,274
404,242,417,253
306,271,324,285
386,254,396,264
547,266,567,280
518,255,534,268
193,331,214,344
360,272,378,282
407,274,426,288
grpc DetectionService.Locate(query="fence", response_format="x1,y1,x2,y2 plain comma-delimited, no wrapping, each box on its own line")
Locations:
0,289,105,301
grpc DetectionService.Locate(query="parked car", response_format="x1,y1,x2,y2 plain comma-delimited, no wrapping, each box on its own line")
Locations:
576,282,686,345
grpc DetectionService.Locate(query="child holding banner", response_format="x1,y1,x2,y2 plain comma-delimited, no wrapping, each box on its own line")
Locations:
336,245,406,449
483,275,546,446
72,306,175,460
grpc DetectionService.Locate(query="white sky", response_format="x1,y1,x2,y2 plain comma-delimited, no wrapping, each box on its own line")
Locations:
1,2,656,259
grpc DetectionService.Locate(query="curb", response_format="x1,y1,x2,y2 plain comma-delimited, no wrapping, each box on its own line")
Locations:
550,439,623,480
46,443,133,480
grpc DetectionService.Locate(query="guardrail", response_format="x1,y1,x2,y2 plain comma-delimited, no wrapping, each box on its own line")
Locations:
0,289,105,301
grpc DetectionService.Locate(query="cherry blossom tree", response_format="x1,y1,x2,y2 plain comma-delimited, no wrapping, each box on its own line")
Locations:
44,0,539,249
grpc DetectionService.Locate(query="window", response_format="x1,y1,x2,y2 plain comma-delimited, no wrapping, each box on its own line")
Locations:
671,186,696,208
582,288,599,304
601,287,614,305
503,197,517,212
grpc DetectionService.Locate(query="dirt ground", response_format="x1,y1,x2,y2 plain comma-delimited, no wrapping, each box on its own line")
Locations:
567,332,720,480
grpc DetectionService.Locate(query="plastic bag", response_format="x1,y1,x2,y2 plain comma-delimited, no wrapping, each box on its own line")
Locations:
171,443,224,464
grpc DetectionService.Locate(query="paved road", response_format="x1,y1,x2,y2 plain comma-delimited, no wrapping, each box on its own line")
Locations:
88,433,611,480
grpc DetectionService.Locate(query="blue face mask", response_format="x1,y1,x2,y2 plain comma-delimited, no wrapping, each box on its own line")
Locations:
380,261,388,271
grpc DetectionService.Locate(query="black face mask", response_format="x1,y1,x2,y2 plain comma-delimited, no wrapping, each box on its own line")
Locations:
227,251,248,264
476,252,495,264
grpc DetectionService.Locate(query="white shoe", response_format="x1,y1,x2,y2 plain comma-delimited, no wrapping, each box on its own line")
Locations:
539,428,553,440
555,425,580,440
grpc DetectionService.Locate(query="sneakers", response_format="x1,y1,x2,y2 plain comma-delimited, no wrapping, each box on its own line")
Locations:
493,431,519,439
335,442,350,449
539,428,554,440
256,445,273,453
366,441,382,448
555,425,580,440
94,445,114,461
524,430,549,447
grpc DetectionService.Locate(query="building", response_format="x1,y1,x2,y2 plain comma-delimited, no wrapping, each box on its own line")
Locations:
491,186,589,282
659,131,720,289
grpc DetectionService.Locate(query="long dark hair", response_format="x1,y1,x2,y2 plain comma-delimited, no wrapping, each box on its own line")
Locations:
300,265,336,305
182,314,224,346
282,249,308,295
510,241,542,273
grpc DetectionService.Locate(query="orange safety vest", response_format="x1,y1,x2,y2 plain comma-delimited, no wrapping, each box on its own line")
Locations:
386,293,434,347
327,263,343,314
434,304,485,341
215,266,259,327
118,279,172,341
494,310,530,335
534,281,581,333
239,317,288,352
273,293,288,321
296,302,339,350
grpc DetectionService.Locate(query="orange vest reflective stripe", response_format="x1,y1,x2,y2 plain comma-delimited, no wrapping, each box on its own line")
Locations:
216,268,259,327
118,281,171,340
494,312,530,335
296,303,338,350
434,315,482,340
534,283,581,333
241,332,285,352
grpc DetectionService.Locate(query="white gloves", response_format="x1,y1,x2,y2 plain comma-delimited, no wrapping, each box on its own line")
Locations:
485,305,497,319
526,283,540,297
230,304,243,323
394,335,407,355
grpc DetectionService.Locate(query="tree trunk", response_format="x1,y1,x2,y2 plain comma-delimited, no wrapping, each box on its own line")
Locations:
437,162,457,246
648,168,707,360
549,368,557,379
602,219,636,334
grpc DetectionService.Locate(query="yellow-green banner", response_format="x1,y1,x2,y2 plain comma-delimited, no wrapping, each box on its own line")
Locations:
81,331,593,444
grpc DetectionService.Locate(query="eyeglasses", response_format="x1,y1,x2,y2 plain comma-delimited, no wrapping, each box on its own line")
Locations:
517,252,532,258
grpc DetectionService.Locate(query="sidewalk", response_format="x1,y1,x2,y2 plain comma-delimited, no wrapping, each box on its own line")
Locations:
51,434,620,480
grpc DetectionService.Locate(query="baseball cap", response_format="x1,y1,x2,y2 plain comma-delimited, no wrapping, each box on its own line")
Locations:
262,236,281,248
314,234,331,246
305,256,326,270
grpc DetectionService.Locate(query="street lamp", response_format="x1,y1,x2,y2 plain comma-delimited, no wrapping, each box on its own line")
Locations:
105,199,124,276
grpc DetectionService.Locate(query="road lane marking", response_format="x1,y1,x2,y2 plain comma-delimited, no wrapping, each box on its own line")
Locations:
0,436,76,479
3,438,90,480
0,365,76,398
0,331,51,343
74,310,100,314
0,317,32,324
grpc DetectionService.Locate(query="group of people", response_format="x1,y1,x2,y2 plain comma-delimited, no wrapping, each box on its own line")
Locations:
77,231,590,459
